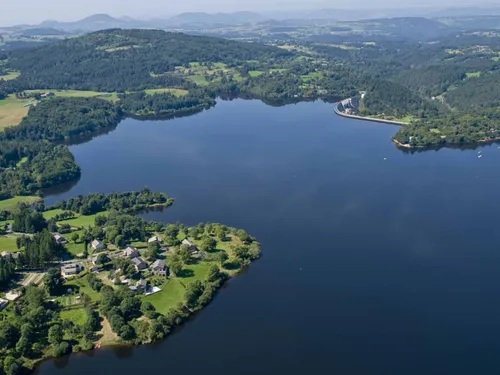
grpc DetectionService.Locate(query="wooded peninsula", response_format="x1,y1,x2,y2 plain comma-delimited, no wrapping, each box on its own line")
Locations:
0,189,260,374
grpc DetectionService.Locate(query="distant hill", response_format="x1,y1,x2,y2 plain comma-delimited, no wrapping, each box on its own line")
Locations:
165,11,266,26
6,29,291,91
359,17,450,40
38,14,132,32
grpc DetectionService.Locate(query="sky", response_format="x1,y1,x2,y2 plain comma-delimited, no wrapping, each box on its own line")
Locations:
1,0,497,26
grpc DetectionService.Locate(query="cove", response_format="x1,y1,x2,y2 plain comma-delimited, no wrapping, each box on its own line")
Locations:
39,98,500,375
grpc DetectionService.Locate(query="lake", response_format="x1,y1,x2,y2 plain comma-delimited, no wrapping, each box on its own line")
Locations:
39,98,500,374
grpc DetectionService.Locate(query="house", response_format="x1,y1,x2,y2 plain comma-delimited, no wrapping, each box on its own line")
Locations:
53,233,67,245
181,238,198,253
61,263,82,277
136,279,147,293
131,257,147,272
91,240,104,251
148,236,161,244
150,259,167,277
123,247,140,259
40,92,54,98
2,252,20,260
0,298,8,311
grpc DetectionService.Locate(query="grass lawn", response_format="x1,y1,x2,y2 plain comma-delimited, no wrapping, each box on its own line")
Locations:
301,72,323,82
0,72,20,81
42,209,67,220
249,70,264,77
466,72,481,78
0,196,40,211
144,88,188,96
143,279,185,314
60,306,87,325
67,277,101,301
25,90,118,102
59,211,110,228
15,157,28,168
0,95,31,129
178,260,212,284
65,242,86,256
0,235,19,252
186,75,209,86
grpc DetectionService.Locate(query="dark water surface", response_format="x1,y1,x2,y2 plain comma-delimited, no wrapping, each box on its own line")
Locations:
39,99,500,375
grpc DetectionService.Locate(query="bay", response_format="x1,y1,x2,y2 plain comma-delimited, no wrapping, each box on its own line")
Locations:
39,98,500,375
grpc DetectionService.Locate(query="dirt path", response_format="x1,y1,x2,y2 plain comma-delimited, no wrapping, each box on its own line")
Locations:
97,317,119,345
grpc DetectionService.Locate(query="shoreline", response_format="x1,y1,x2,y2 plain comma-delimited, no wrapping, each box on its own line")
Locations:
333,101,409,127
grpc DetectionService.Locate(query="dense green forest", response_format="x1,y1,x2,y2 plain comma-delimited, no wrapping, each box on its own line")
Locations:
0,98,123,197
5,29,291,92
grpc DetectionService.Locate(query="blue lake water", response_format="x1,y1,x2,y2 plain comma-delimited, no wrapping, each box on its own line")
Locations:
39,98,500,375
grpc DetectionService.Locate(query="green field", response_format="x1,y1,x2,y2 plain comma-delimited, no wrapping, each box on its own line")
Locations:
144,88,188,96
24,90,119,102
0,72,20,81
143,279,185,314
59,211,110,228
42,209,67,220
186,75,209,86
0,95,32,129
60,306,87,325
249,70,264,77
466,72,481,78
67,277,102,302
65,242,86,256
0,196,40,211
0,235,20,252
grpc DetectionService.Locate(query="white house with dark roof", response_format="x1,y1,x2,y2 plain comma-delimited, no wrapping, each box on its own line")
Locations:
181,238,198,253
148,236,161,244
53,234,67,244
123,247,140,259
131,257,147,272
150,259,167,277
91,240,104,251
62,263,82,277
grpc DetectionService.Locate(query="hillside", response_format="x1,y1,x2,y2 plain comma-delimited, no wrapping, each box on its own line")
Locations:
6,29,292,92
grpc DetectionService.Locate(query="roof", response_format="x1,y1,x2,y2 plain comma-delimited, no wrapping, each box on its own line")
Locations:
62,263,81,272
136,279,147,287
151,259,165,270
182,238,195,247
131,257,146,266
124,247,138,256
53,234,64,241
91,239,102,247
148,236,161,243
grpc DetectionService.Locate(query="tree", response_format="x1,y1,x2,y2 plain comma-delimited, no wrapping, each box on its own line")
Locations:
114,235,126,249
188,227,200,240
185,280,205,308
16,336,31,356
94,215,107,226
215,225,228,241
169,261,183,276
216,251,228,265
200,237,216,252
145,241,160,260
71,232,79,243
177,245,191,264
236,229,251,243
44,267,63,295
48,324,63,346
119,324,135,341
53,341,71,357
206,264,221,283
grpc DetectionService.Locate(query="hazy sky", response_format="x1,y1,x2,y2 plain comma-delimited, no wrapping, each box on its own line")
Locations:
1,0,494,26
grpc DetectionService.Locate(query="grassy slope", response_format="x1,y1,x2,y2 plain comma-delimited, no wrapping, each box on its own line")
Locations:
0,236,19,252
0,95,31,129
0,196,40,211
144,88,188,96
